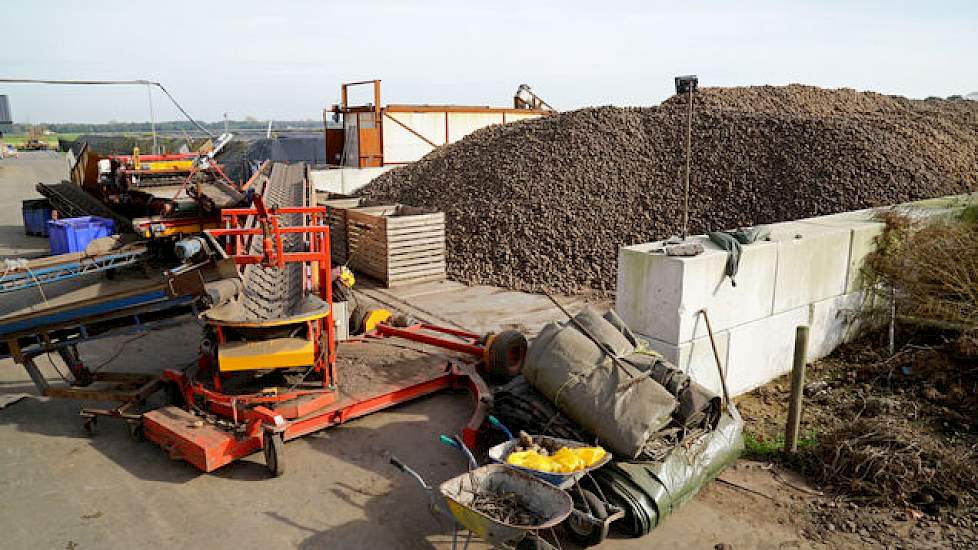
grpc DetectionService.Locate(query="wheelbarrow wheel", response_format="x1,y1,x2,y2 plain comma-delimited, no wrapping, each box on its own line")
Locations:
264,432,285,477
516,534,557,550
485,330,527,382
565,488,609,546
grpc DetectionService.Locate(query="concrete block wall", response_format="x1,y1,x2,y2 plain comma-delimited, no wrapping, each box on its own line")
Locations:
310,166,394,195
617,193,978,397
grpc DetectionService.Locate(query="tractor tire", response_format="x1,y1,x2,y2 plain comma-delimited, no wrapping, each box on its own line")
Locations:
484,330,527,382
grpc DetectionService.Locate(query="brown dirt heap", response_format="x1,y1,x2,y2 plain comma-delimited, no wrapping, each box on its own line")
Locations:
359,85,978,294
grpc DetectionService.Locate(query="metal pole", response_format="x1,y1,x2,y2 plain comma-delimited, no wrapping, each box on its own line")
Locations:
699,309,730,405
682,88,693,239
146,84,158,154
888,286,896,355
784,325,809,453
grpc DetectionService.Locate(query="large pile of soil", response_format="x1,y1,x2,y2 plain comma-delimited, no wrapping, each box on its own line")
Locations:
359,85,978,295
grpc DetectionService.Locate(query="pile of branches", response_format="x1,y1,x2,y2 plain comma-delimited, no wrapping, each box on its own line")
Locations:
806,417,977,507
864,210,978,333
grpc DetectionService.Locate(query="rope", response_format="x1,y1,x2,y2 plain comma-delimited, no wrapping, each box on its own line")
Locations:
0,78,214,138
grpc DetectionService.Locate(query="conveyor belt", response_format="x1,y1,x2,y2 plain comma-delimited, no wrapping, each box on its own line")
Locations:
36,181,132,231
0,244,147,294
203,162,321,324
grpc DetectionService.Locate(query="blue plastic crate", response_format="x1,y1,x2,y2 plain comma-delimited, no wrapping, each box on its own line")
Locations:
22,199,53,237
47,216,115,255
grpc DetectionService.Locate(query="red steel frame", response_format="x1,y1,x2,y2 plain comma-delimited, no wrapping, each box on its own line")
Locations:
145,196,492,473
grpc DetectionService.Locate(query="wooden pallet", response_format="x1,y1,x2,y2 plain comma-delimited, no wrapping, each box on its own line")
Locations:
346,205,446,287
321,197,369,264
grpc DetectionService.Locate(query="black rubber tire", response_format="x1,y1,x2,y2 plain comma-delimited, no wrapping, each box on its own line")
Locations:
565,488,609,546
485,330,527,382
128,421,144,442
515,534,557,550
264,433,285,477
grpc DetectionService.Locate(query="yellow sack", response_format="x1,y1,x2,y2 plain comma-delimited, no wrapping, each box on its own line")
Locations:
574,446,607,467
506,450,557,472
506,446,606,473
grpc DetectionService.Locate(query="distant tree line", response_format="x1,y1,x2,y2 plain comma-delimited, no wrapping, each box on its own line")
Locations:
7,119,323,134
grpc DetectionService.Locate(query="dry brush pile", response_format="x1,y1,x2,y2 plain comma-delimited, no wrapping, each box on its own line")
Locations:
360,85,978,294
803,212,978,508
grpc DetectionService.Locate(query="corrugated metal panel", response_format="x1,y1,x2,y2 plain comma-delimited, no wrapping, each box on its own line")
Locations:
503,112,542,123
379,109,545,165
0,95,11,124
381,112,444,164
447,112,504,142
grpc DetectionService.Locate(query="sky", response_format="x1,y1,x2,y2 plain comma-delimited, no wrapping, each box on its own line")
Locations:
3,0,976,123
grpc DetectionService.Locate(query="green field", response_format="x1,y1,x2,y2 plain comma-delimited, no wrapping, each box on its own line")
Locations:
0,133,79,148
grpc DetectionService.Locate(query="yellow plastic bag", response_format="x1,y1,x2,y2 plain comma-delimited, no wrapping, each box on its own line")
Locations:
506,450,557,472
506,446,606,473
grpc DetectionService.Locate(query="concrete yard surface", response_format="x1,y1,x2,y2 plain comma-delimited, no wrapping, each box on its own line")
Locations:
0,153,819,549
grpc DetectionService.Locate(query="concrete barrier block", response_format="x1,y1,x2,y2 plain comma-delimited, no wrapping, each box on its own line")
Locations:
616,244,685,344
808,291,868,361
644,331,730,397
617,237,777,345
725,306,810,395
771,222,850,313
803,214,886,292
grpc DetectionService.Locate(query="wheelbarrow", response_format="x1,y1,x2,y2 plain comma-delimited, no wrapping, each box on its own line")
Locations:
486,416,624,546
390,435,573,550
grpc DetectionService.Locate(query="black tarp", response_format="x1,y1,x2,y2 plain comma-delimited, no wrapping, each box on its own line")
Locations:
216,135,325,183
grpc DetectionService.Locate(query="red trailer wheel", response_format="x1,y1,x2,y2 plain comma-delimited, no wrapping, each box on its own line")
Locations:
485,330,527,382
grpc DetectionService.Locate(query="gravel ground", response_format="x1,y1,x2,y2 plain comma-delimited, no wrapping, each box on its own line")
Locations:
360,85,978,295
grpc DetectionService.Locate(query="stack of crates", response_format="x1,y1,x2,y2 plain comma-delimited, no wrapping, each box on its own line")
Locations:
21,199,53,237
47,216,115,255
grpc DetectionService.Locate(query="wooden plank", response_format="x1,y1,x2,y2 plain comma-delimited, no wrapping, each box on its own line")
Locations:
384,229,444,244
354,246,444,269
350,205,399,218
387,255,446,269
384,213,445,228
387,261,447,276
388,269,446,282
385,222,446,234
387,245,446,259
322,197,363,209
387,237,446,252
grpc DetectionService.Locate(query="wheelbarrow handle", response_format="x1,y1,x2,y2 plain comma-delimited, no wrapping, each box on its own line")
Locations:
390,455,430,490
390,456,408,472
487,415,514,440
439,434,479,470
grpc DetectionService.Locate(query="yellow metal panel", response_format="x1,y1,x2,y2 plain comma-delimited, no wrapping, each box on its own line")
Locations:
140,160,194,172
218,337,314,372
